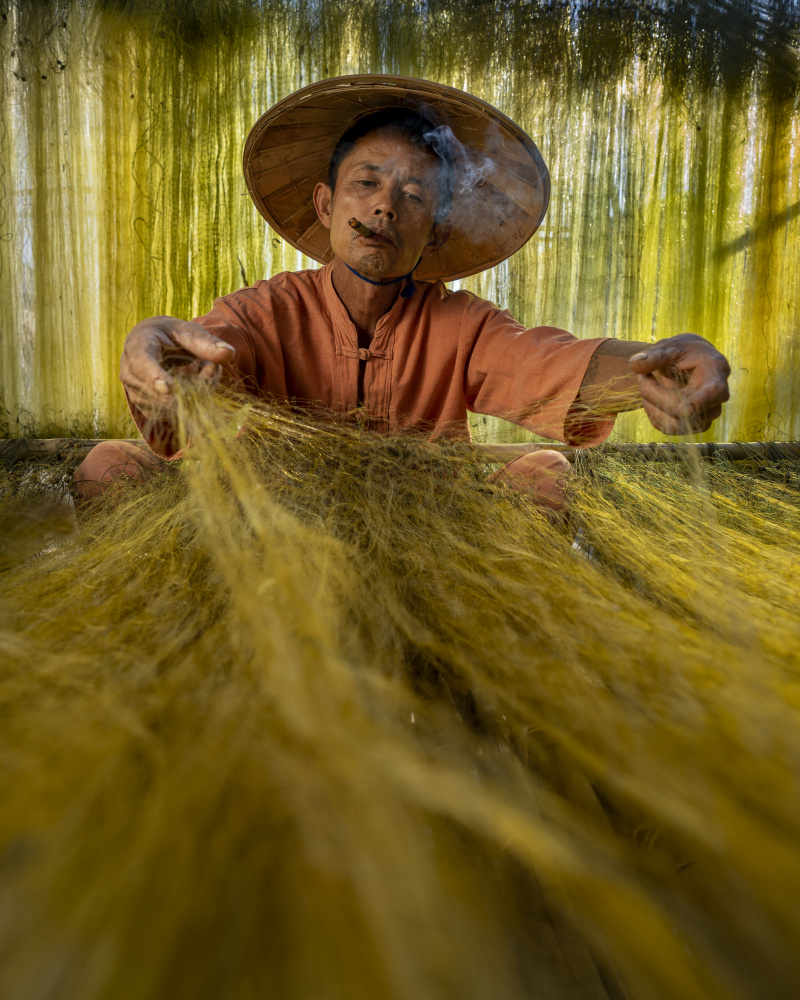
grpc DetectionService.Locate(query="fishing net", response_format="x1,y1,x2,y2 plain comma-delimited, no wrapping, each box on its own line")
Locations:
2,380,800,999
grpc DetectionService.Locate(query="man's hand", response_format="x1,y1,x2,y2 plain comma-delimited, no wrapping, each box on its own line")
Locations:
629,333,730,435
120,317,236,417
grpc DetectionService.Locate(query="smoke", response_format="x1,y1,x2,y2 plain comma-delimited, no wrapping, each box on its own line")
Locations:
420,122,509,248
419,118,529,259
423,124,496,196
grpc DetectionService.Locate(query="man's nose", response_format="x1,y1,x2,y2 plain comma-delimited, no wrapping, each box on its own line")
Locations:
371,183,401,220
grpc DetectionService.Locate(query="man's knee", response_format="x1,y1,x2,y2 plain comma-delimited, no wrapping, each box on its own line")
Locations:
72,441,165,504
490,449,573,515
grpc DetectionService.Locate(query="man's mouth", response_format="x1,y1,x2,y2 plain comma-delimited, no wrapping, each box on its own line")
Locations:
363,232,394,246
348,218,395,247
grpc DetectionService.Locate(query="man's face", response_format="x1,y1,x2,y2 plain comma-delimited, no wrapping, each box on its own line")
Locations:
313,127,450,280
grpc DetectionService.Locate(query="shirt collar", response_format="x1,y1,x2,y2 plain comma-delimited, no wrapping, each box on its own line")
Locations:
321,260,410,344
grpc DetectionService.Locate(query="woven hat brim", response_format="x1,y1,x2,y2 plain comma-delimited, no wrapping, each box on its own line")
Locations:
243,75,550,283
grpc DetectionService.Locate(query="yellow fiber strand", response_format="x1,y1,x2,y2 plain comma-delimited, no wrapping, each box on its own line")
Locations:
2,381,800,998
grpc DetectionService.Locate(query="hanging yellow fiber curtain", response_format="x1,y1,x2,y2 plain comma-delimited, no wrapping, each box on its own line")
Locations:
0,0,798,442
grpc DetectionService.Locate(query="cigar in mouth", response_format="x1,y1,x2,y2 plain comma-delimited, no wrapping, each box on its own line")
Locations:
348,217,376,238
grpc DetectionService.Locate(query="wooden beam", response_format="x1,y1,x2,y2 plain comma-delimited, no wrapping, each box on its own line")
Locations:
479,441,800,463
0,438,142,460
2,438,800,464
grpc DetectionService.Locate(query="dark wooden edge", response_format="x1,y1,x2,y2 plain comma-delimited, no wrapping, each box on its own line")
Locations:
0,439,141,460
480,441,800,463
2,439,800,464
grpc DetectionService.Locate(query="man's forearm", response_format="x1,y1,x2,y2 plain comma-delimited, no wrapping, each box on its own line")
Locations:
574,333,730,436
577,339,649,415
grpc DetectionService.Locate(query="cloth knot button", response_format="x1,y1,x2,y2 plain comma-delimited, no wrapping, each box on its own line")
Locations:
358,348,371,361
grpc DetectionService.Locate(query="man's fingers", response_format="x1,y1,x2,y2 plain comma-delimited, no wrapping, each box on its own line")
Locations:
121,318,235,402
628,334,721,376
627,332,730,436
124,359,218,417
168,322,236,363
642,398,722,435
196,361,222,383
124,371,176,414
641,402,693,436
628,343,689,376
137,327,231,377
629,338,731,378
637,373,728,420
125,384,174,418
123,344,173,394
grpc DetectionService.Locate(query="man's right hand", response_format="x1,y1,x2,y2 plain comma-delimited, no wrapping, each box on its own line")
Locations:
120,316,236,417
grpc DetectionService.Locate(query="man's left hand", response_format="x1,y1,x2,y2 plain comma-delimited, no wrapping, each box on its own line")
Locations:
629,333,730,435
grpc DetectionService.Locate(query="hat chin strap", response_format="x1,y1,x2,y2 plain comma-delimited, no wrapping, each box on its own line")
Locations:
343,259,421,299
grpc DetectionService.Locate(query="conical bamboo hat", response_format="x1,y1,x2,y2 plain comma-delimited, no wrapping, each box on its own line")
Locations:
243,75,550,283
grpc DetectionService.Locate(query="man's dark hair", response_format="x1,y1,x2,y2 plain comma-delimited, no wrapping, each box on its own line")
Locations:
328,108,455,225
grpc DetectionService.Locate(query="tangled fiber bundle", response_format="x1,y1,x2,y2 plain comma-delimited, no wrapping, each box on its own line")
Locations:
2,383,800,1000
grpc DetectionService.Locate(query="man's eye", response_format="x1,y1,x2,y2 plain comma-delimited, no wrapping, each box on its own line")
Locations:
358,180,376,187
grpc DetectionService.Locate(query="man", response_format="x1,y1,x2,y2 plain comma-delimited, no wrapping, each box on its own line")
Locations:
74,76,730,511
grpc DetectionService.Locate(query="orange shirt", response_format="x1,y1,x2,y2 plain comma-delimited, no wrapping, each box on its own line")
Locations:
134,262,614,456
